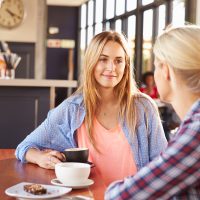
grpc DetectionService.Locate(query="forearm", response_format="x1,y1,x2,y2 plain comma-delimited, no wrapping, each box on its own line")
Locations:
15,120,53,162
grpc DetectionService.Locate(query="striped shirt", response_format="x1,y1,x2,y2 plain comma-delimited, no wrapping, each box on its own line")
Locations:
105,99,200,200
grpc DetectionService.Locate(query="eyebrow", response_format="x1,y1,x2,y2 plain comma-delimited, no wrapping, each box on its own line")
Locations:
100,54,109,57
100,54,123,59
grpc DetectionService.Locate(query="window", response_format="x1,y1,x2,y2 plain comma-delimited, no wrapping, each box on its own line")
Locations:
88,0,94,26
172,0,185,26
127,0,136,11
116,0,125,16
95,23,103,34
158,5,166,35
115,19,122,33
95,0,103,23
142,0,154,6
80,29,86,50
106,0,114,19
105,22,110,30
143,9,153,73
80,3,86,61
87,26,93,45
128,15,136,64
81,4,86,29
79,0,189,81
128,15,136,42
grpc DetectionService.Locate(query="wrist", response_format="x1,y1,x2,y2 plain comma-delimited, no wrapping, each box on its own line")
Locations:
25,148,40,164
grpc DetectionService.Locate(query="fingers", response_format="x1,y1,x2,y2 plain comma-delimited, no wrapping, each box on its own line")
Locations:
37,156,55,170
45,150,64,169
49,150,65,161
37,150,66,169
61,153,67,161
49,155,61,165
47,155,60,169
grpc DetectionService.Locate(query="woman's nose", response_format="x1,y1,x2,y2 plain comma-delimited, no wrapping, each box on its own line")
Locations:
106,60,115,71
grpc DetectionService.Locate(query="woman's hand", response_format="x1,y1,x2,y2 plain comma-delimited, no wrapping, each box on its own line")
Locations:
25,148,65,169
37,149,66,169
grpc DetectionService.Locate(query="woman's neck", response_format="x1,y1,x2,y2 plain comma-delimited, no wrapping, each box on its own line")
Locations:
171,91,200,121
98,88,118,104
96,88,120,130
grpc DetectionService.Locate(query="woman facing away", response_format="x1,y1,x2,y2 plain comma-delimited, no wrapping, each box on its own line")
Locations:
105,24,200,199
15,31,167,186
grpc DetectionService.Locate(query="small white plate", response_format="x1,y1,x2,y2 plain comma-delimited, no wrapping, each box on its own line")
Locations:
51,178,94,189
5,182,72,199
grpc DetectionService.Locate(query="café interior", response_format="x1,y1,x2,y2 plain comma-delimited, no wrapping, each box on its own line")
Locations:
0,0,199,199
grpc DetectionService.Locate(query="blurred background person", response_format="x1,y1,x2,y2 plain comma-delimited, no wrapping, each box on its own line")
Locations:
139,71,158,99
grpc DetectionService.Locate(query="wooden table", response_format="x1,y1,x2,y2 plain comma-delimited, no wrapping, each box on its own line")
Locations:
0,149,106,200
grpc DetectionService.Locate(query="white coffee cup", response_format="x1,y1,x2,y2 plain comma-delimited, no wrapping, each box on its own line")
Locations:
55,162,91,185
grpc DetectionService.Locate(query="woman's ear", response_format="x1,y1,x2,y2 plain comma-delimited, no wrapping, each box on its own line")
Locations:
162,63,170,81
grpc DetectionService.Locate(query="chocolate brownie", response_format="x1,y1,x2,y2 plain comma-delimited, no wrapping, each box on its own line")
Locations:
24,184,47,195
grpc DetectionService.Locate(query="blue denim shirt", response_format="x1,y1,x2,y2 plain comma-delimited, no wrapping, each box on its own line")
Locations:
15,93,167,170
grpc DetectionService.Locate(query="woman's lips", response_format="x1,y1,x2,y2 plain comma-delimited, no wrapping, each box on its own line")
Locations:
102,74,117,79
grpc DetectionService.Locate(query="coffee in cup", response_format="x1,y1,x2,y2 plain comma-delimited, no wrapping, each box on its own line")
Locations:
63,147,89,163
55,162,91,185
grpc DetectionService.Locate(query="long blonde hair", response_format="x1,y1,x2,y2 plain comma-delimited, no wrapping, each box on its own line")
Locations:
77,31,139,150
154,24,200,93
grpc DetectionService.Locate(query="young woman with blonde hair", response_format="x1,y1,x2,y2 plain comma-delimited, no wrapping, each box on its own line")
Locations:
16,31,167,185
106,25,200,199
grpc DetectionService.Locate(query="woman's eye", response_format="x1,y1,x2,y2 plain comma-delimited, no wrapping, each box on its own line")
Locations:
116,59,123,64
99,58,107,62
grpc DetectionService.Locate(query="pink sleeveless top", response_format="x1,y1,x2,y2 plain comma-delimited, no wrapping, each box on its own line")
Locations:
77,117,137,186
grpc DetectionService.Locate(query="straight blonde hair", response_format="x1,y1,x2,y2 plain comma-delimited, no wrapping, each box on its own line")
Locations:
77,31,140,150
154,24,200,93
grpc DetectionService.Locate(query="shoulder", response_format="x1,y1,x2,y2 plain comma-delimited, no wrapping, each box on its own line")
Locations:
49,93,84,118
182,99,200,131
64,93,84,105
133,92,158,113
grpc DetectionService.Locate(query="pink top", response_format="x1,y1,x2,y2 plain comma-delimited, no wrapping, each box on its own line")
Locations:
77,117,137,186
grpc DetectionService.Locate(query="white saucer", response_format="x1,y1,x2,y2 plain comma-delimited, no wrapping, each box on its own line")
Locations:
5,182,72,199
51,178,94,189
